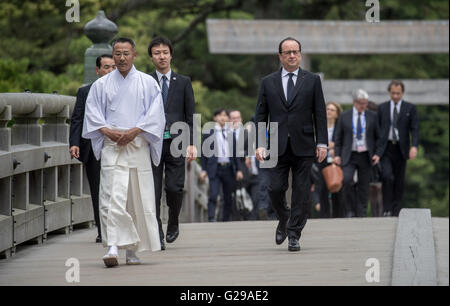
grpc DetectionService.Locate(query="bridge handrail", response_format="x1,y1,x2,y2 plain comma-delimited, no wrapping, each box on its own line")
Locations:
0,92,208,258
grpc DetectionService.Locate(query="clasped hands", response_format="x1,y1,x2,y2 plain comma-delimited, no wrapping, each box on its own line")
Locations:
100,127,142,147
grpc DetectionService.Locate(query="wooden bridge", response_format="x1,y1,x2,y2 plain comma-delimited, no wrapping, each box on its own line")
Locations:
0,210,447,286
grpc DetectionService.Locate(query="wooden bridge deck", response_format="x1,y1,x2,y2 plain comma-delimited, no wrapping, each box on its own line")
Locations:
0,217,447,286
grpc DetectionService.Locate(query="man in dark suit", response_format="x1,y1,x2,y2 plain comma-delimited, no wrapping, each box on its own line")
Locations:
148,37,196,249
378,80,419,217
229,110,248,220
255,37,328,252
200,109,244,222
69,54,116,243
334,89,382,218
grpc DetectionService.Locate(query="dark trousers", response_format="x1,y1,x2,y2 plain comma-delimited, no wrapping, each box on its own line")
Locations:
208,164,235,222
269,139,314,240
257,167,277,220
258,168,271,212
152,139,186,240
85,150,101,237
246,174,260,220
342,152,372,217
381,142,407,217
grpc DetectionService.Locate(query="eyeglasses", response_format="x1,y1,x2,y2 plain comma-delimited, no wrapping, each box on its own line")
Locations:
280,50,301,56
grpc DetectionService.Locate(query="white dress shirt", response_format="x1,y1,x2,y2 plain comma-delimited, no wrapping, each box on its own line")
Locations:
156,69,172,90
215,124,231,163
352,107,368,152
281,67,299,101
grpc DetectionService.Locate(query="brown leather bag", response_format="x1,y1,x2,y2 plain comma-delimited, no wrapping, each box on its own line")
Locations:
321,163,344,193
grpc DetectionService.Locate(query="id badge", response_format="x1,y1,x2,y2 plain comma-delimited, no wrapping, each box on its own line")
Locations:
163,130,172,139
327,155,333,164
356,139,366,152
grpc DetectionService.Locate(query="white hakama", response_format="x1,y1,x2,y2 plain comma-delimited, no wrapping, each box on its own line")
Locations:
82,65,165,253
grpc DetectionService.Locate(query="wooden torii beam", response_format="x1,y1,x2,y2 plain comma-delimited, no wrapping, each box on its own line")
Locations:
206,19,449,104
206,20,449,54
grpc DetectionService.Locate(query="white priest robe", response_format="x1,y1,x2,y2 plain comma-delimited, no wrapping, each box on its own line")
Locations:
82,65,165,252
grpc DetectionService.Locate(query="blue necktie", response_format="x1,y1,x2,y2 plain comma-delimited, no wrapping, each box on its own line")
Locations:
161,75,168,106
287,73,295,103
357,112,362,140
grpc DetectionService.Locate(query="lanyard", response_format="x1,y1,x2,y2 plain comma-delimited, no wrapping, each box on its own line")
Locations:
352,112,365,137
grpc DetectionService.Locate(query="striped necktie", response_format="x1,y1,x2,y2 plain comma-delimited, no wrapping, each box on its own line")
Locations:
161,75,168,106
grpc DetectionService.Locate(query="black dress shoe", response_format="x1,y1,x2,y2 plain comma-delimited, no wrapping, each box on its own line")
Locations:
275,220,288,245
96,236,102,243
166,228,179,243
288,237,300,252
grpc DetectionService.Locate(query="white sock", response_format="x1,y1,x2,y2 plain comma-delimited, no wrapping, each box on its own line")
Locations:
126,250,139,259
107,245,118,256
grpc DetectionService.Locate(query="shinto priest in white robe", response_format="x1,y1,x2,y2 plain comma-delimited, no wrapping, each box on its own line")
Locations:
82,65,165,252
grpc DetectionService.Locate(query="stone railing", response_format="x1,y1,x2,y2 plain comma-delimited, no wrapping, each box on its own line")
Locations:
0,92,208,258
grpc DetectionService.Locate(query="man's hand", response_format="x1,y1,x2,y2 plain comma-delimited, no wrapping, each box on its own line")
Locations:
116,128,142,147
316,147,327,163
69,146,80,159
186,145,197,163
334,156,342,165
328,141,335,158
372,154,380,165
256,147,267,162
245,157,252,169
236,171,244,181
200,171,208,182
100,128,123,143
409,147,418,160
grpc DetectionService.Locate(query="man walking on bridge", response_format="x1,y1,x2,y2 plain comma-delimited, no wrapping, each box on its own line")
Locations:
83,37,165,267
255,37,328,252
148,36,197,250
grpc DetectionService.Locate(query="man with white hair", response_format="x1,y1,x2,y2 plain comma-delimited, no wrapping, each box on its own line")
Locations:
334,89,382,217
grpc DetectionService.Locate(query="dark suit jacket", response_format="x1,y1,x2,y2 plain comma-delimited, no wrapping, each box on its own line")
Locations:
378,101,419,160
334,109,382,166
150,71,195,144
255,68,327,157
69,84,93,164
201,130,242,179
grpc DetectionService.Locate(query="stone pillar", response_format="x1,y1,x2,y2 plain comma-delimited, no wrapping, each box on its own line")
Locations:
83,10,118,85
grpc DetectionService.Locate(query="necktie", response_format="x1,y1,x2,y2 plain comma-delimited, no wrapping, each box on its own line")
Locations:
161,75,168,106
392,104,399,143
221,129,227,157
357,112,362,140
287,73,295,103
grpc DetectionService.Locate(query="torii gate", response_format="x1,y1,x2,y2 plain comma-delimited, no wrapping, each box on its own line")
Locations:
206,19,449,104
